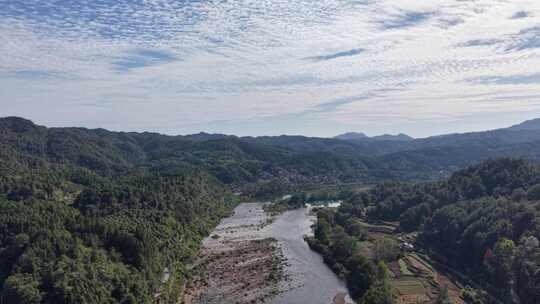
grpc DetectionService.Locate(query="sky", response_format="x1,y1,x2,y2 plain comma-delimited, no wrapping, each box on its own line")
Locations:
1,0,540,138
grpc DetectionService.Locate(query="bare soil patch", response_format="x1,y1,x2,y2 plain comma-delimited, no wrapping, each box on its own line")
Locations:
183,203,287,304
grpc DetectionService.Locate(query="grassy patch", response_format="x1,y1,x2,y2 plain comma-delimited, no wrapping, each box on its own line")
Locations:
399,259,414,276
391,277,426,295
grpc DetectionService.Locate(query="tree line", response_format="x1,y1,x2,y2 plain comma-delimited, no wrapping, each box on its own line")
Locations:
309,158,540,303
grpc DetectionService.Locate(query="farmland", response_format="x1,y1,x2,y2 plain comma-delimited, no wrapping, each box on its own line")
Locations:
358,220,465,304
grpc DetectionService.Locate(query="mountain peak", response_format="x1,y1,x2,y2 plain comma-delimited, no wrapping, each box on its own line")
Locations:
508,118,540,131
334,132,414,141
0,116,39,133
185,132,229,141
334,132,368,140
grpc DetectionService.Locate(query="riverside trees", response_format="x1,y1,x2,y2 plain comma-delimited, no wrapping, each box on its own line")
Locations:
310,159,540,303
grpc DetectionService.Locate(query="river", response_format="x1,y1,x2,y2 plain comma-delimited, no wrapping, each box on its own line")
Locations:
188,202,354,304
265,207,354,304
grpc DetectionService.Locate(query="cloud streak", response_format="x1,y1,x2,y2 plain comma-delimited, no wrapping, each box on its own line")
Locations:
112,49,177,71
511,11,531,19
380,11,433,30
467,73,540,85
305,48,365,62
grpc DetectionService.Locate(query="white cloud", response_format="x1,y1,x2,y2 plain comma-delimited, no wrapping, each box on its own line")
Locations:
1,0,540,136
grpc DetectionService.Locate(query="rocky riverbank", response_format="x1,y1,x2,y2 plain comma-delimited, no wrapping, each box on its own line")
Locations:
183,203,288,304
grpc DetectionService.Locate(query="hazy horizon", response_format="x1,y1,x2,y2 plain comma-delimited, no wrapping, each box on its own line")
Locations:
2,114,536,140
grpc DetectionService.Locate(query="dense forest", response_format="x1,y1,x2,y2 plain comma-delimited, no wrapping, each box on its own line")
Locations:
309,158,540,303
0,170,237,303
0,118,239,303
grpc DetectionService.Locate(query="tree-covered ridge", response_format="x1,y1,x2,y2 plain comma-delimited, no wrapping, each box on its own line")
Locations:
0,117,380,190
0,122,238,303
4,116,540,196
314,159,540,303
353,158,540,230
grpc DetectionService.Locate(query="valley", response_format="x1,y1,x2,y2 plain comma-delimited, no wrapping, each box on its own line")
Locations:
4,1,540,303
1,117,540,304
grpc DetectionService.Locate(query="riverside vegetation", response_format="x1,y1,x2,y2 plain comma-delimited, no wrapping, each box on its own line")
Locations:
307,159,540,304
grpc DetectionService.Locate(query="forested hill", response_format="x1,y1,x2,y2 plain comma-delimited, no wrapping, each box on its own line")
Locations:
3,116,540,195
313,158,540,303
0,117,379,190
0,172,235,304
0,117,239,303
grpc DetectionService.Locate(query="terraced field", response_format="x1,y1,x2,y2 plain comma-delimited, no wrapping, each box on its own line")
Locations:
358,220,465,304
392,277,430,303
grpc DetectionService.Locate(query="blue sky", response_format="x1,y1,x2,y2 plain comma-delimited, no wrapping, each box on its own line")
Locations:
1,0,540,137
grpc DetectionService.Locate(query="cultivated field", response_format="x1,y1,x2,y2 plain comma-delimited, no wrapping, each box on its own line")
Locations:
358,220,465,304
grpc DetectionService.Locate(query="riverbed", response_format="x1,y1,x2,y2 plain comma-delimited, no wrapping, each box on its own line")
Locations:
184,203,354,304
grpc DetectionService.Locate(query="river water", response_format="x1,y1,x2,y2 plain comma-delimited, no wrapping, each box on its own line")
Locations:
265,207,354,304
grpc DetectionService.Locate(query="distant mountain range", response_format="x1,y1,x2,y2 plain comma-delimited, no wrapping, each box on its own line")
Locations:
335,118,540,142
2,116,540,193
335,132,414,141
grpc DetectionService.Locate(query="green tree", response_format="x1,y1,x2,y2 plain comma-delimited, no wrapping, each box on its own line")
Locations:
314,217,332,245
373,238,400,262
487,238,516,294
360,261,394,304
1,273,42,304
526,184,540,201
331,228,357,260
345,218,367,240
436,285,452,304
345,254,374,299
513,236,540,304
460,286,487,304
